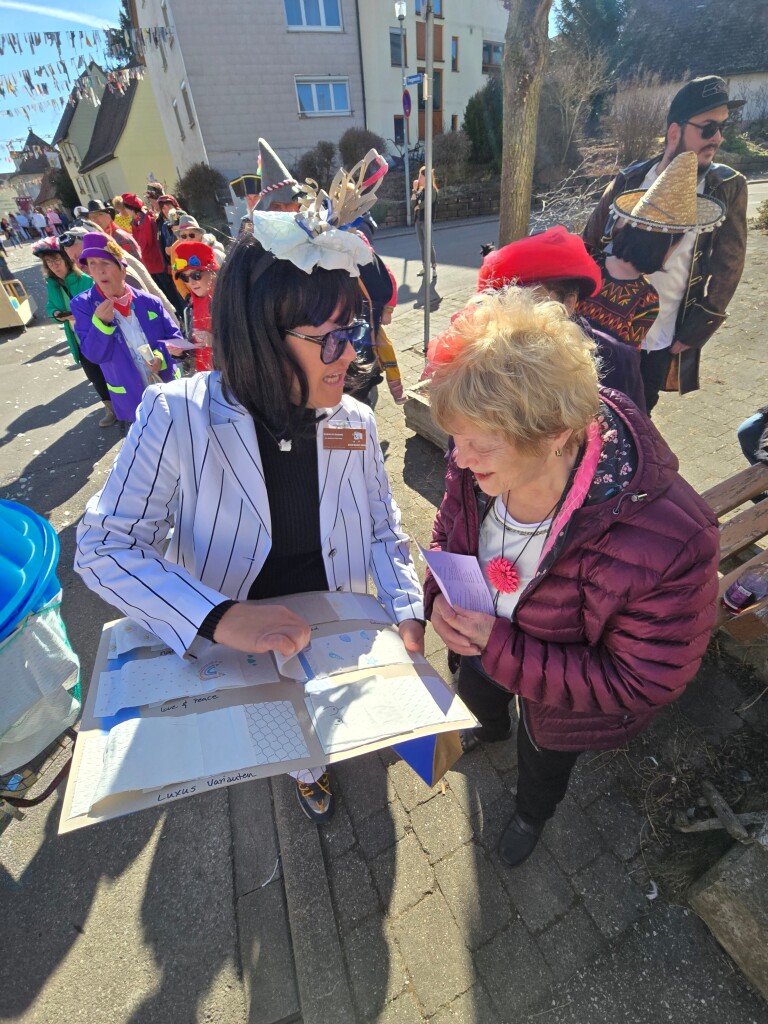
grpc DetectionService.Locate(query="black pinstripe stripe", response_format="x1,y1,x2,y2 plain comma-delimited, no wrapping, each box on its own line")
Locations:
198,465,225,579
213,428,269,534
218,500,244,592
111,391,164,517
82,560,186,650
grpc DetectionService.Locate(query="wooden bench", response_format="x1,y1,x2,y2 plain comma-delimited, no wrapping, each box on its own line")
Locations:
702,462,768,640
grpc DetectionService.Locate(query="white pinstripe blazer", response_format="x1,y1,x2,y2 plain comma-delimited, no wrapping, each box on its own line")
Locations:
75,373,424,659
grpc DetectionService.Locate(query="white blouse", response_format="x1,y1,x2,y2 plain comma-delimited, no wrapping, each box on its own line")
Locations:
478,495,551,620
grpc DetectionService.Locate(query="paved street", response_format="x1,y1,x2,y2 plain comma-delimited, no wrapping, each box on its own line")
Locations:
1,219,767,1023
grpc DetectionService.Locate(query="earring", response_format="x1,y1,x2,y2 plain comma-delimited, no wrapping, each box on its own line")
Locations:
554,448,562,457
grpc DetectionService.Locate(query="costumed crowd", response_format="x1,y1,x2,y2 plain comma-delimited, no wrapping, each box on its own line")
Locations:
16,75,750,864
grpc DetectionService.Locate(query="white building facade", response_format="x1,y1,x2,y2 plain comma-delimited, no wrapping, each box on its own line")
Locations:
134,0,367,182
357,0,508,149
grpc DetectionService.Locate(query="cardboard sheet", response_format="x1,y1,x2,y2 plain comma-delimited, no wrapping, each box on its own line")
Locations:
59,591,476,833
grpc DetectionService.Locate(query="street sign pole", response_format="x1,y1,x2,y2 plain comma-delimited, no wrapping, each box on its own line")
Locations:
400,13,411,228
423,0,435,354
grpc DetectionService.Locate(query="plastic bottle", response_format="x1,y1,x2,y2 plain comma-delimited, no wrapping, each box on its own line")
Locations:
723,564,768,612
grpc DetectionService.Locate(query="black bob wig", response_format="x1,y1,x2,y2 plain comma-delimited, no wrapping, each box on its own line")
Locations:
211,234,363,434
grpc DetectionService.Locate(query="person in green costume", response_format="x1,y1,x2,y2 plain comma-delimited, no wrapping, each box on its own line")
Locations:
33,236,117,427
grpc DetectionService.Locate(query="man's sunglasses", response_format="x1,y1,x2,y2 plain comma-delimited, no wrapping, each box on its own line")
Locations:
286,320,369,364
57,232,77,247
682,118,730,140
178,270,206,283
177,232,201,239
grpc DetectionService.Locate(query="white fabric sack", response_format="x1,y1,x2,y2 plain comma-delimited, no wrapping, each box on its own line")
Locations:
0,596,81,774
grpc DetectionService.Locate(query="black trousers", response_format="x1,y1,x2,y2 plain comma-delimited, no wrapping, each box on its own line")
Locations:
79,350,110,403
458,658,579,823
639,348,673,414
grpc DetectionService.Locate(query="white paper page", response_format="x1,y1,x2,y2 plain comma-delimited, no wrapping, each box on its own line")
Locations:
277,627,411,682
94,649,276,718
88,702,311,805
69,732,109,817
306,672,462,754
108,618,169,658
418,544,495,615
93,716,205,804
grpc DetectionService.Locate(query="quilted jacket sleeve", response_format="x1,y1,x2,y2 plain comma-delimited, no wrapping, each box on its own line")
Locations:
424,457,465,619
480,521,720,716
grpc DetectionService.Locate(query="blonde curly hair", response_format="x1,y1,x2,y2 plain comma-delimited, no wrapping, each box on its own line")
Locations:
429,287,600,455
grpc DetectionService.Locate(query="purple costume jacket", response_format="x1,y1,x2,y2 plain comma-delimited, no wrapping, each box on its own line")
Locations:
71,284,182,420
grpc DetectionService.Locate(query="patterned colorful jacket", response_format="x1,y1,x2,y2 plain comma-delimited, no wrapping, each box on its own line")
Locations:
71,284,182,420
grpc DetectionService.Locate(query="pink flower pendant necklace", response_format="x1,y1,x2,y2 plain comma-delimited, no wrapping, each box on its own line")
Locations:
487,491,560,609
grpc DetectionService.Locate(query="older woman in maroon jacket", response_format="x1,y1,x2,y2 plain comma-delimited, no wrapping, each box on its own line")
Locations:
425,287,719,868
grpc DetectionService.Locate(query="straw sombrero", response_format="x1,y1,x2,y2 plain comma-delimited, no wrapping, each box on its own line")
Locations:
611,152,725,233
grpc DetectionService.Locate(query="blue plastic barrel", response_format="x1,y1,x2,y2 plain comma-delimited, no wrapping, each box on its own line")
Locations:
0,501,61,643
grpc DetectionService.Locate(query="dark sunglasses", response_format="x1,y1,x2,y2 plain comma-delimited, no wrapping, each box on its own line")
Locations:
178,270,205,283
682,118,730,140
177,232,201,239
57,232,77,247
286,320,369,365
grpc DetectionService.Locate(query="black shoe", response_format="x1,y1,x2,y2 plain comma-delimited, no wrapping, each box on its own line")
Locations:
460,724,513,753
498,809,544,867
296,773,335,824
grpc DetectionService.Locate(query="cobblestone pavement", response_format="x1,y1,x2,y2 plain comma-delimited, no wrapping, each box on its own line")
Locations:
1,227,767,1022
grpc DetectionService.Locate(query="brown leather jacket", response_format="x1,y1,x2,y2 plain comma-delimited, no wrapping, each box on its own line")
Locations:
583,157,747,391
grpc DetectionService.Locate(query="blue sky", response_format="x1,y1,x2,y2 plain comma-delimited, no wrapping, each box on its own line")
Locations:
0,1,124,172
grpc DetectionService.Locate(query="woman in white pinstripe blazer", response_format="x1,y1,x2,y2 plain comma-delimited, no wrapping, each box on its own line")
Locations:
75,229,425,823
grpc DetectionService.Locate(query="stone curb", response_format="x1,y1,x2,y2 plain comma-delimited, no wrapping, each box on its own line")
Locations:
271,774,357,1024
230,779,301,1024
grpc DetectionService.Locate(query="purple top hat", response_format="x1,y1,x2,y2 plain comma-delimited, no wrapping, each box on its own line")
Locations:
78,232,126,268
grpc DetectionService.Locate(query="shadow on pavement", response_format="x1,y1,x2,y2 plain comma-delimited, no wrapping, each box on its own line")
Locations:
1,379,101,446
23,338,71,365
323,752,397,1022
0,790,158,1018
402,434,446,509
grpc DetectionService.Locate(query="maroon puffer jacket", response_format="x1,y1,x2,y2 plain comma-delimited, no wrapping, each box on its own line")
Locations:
424,390,720,751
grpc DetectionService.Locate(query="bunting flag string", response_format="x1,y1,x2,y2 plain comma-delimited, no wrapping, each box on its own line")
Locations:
0,26,174,61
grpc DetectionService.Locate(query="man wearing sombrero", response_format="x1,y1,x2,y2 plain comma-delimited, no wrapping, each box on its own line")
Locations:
584,75,748,411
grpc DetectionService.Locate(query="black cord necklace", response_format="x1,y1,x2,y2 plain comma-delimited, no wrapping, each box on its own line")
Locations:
488,492,561,612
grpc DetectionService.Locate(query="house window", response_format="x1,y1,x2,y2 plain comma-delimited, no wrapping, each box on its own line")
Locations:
451,113,458,131
417,21,443,61
158,36,168,70
181,81,195,128
451,35,458,71
295,78,350,116
394,115,405,146
482,40,503,73
172,99,186,140
161,0,175,45
390,27,407,66
415,0,442,15
97,173,111,200
284,0,342,30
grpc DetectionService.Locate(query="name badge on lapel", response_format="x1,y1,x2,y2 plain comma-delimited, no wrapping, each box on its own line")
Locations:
323,421,367,451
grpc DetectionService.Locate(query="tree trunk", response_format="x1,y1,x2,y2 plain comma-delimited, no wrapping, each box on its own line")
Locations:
498,0,554,246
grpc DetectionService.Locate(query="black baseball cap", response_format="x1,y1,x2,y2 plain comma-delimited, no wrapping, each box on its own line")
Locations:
667,76,746,126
